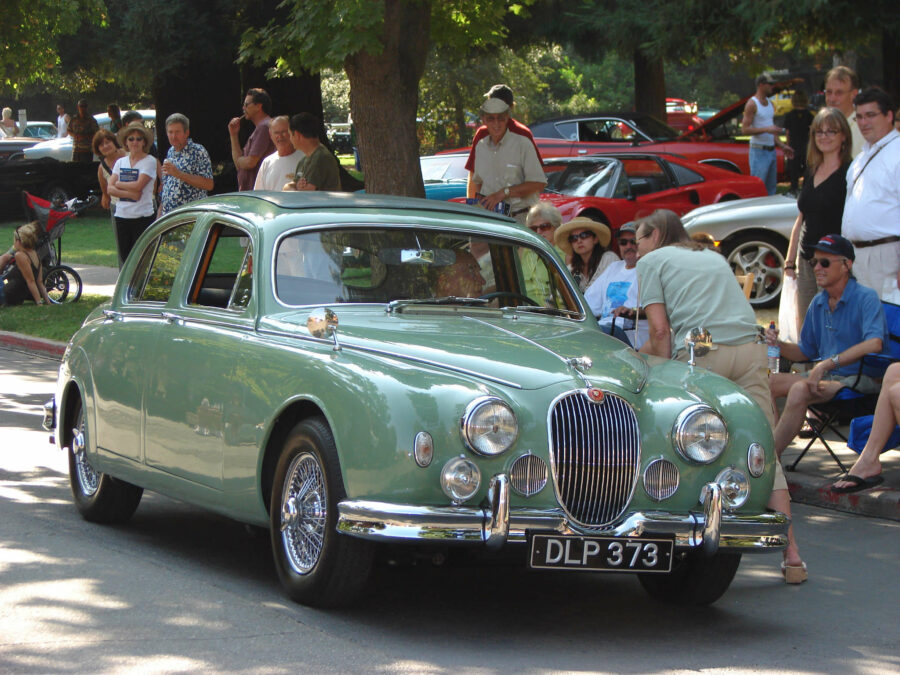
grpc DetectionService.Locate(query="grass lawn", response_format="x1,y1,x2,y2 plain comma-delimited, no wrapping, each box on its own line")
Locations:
0,295,108,342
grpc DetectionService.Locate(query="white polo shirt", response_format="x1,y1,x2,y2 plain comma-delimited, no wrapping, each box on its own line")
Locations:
254,150,305,191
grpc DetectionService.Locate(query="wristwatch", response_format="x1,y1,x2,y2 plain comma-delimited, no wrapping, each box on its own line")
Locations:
503,186,510,198
829,354,840,367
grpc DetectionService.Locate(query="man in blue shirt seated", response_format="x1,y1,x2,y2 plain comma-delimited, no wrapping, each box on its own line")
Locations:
767,235,888,458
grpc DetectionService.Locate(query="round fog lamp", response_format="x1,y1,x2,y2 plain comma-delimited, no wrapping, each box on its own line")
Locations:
441,457,481,503
747,442,766,478
461,397,518,456
715,467,750,510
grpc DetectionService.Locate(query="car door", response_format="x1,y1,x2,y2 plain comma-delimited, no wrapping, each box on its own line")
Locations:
143,218,257,490
623,157,700,216
91,219,196,462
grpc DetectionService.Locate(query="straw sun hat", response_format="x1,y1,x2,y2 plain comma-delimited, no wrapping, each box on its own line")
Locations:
116,121,153,149
554,216,611,254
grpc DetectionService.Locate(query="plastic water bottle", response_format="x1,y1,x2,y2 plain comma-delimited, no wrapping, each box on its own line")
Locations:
766,321,780,373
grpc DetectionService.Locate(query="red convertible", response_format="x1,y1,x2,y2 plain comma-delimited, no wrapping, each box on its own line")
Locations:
454,153,766,243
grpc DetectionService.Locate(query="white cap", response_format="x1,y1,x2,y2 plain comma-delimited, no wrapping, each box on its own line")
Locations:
480,98,510,114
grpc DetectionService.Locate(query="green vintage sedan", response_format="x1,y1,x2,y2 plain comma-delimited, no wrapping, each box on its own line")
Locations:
44,192,788,607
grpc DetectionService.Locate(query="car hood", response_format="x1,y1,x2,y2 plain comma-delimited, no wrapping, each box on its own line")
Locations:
682,194,798,224
260,308,648,393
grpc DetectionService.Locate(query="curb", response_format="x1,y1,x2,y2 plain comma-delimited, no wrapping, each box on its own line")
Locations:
0,330,66,359
786,473,900,522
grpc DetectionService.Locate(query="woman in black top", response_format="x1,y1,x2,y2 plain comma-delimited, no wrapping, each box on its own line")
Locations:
785,107,853,328
0,222,52,306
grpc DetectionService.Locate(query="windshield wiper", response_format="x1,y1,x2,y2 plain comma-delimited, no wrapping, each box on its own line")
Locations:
508,305,582,318
386,297,490,313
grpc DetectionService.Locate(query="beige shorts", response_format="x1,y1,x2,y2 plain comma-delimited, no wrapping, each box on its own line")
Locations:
772,458,788,491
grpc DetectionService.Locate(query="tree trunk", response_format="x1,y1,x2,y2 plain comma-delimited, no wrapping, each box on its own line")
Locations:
633,49,666,121
882,27,899,108
345,0,430,197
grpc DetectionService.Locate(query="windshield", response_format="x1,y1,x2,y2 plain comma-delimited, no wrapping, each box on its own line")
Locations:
544,159,620,197
420,156,468,183
274,227,580,314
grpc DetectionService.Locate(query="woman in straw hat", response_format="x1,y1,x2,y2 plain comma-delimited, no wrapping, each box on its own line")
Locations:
554,216,618,293
107,121,157,263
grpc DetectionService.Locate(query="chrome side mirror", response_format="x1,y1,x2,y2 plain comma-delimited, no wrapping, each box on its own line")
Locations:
684,327,712,366
307,308,339,344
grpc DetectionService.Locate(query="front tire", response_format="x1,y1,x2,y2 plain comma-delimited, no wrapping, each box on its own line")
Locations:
638,551,741,606
67,396,143,524
721,232,786,308
270,417,374,607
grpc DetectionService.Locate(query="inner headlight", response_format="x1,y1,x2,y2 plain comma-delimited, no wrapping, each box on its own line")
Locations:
460,397,518,456
674,405,727,464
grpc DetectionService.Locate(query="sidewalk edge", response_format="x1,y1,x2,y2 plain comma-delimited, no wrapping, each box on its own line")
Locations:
787,473,900,522
0,330,66,358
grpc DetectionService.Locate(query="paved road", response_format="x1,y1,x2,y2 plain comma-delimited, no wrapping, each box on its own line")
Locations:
1,345,898,674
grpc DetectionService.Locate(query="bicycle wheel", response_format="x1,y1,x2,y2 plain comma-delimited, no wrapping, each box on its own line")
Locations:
45,265,83,304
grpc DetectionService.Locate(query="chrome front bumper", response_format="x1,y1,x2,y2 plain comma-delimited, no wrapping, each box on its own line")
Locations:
337,476,789,555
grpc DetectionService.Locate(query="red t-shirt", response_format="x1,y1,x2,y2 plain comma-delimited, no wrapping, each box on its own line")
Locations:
464,118,543,173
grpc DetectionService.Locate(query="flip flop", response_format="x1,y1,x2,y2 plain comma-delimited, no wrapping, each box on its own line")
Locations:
781,561,808,584
831,474,884,494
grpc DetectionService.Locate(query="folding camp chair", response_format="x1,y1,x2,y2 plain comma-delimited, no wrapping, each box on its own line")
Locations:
786,301,900,472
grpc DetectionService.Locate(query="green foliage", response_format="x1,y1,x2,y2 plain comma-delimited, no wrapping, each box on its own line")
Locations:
321,70,352,121
1,0,106,94
0,295,109,341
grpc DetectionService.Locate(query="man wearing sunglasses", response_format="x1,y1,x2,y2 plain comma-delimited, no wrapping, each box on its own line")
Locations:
767,235,888,459
584,222,647,348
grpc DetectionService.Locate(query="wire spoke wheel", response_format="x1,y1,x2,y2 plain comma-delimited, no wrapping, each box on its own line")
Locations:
280,452,327,575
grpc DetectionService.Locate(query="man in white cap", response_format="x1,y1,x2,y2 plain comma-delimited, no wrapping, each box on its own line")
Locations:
466,85,545,224
741,73,793,195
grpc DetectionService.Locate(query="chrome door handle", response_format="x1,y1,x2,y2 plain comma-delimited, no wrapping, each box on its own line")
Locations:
161,312,183,325
102,309,122,321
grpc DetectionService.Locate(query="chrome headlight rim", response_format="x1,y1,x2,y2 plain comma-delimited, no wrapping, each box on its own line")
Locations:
714,466,750,510
673,404,728,464
460,396,518,457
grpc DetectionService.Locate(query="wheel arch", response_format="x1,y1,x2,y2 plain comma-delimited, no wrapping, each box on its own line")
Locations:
698,158,742,174
260,398,329,516
718,228,789,255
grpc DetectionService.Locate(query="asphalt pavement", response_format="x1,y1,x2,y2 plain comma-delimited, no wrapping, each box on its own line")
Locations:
1,263,898,522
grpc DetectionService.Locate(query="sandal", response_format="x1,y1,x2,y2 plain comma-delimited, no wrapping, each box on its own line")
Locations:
781,561,808,584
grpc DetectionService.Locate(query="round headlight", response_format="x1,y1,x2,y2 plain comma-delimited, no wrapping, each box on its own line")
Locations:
441,457,481,503
674,405,727,464
715,467,750,510
747,442,766,478
460,397,518,456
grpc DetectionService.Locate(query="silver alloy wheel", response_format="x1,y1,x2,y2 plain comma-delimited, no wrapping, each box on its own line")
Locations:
279,452,327,575
726,239,785,306
72,425,99,496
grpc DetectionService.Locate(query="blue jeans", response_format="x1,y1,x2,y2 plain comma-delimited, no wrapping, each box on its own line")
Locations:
749,145,777,195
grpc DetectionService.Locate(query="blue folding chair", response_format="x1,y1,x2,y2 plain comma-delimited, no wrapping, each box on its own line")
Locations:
786,301,900,472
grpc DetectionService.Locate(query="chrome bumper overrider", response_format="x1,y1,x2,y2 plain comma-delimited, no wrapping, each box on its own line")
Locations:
337,476,789,554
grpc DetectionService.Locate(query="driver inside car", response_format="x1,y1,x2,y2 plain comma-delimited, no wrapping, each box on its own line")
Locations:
432,249,486,298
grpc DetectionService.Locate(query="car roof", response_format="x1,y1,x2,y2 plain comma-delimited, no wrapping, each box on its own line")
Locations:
532,112,660,126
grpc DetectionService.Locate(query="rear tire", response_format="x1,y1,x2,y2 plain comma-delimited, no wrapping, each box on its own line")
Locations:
43,182,72,205
67,395,143,524
45,265,83,304
638,550,741,606
721,232,786,308
270,417,374,607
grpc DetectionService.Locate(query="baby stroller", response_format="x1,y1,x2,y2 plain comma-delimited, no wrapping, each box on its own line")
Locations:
22,191,97,304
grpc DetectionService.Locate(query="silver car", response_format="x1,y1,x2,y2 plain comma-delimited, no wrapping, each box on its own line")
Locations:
23,110,156,161
681,194,798,307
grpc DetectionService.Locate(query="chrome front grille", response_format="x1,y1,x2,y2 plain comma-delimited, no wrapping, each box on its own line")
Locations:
548,390,640,527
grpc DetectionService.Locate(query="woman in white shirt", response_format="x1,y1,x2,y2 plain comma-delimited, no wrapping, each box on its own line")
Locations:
108,122,157,264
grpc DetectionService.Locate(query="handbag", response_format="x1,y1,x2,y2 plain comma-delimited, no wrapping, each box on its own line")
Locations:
778,273,800,343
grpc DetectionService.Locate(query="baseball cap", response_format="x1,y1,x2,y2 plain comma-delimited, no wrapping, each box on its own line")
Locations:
755,73,776,86
618,222,637,235
480,97,510,114
812,234,855,261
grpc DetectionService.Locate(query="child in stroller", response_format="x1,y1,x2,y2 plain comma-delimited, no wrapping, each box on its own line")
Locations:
0,221,54,306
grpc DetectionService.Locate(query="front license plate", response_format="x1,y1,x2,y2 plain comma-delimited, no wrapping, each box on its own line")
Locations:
530,534,674,573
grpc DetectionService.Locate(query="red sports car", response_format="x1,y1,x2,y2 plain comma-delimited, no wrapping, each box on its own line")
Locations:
452,154,766,247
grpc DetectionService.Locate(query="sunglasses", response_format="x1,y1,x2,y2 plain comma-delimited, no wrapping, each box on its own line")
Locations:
618,237,636,246
810,257,844,268
567,231,595,243
529,222,554,233
126,136,144,142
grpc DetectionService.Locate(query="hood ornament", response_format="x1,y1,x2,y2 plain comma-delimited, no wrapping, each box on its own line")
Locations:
684,327,712,367
566,356,593,373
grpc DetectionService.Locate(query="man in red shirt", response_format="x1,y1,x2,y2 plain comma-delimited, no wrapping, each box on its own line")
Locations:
464,84,542,175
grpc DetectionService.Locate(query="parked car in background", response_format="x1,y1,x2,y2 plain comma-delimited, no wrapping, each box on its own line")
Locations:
24,110,156,161
0,157,98,215
45,191,788,609
0,137,40,161
21,121,58,139
457,153,765,240
421,152,468,200
665,98,704,133
681,194,798,308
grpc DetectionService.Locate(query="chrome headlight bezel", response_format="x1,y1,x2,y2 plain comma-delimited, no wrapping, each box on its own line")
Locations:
674,404,728,464
460,396,518,456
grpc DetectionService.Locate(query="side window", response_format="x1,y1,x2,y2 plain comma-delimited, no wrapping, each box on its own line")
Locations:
127,222,195,303
555,121,577,141
669,162,704,186
189,223,253,310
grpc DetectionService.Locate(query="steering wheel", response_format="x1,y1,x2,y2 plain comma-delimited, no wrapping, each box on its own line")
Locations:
478,291,538,306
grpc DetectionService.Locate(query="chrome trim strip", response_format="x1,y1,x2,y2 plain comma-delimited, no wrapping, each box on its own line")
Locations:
255,327,524,389
175,316,258,332
336,499,789,552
